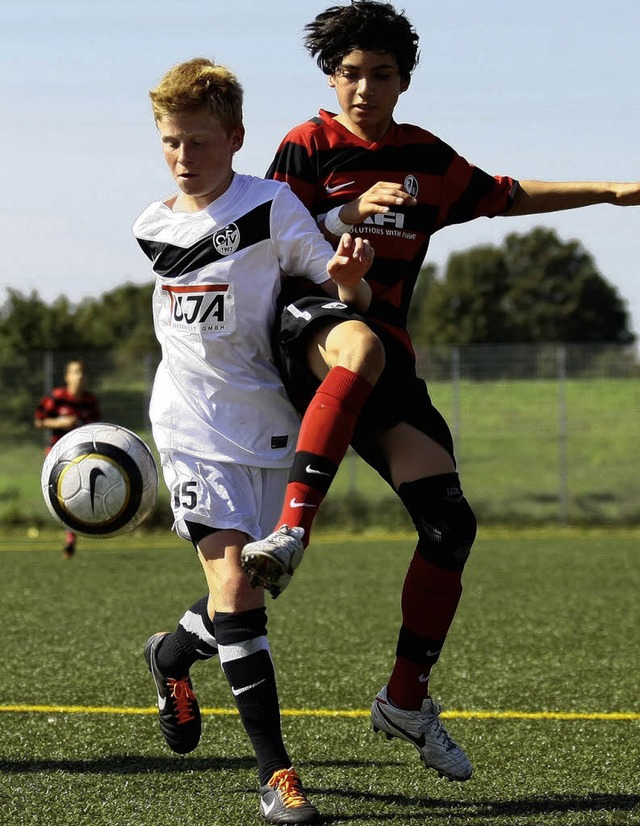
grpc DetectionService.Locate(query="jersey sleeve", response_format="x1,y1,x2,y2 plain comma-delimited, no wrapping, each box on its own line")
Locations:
266,124,320,213
82,393,101,424
434,139,518,230
270,185,332,285
34,393,55,421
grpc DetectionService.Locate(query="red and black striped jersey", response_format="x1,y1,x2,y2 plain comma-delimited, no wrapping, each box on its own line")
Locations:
266,109,518,353
34,386,101,447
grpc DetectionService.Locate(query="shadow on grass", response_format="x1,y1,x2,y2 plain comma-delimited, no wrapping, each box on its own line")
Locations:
316,788,640,823
0,755,399,776
0,754,255,774
3,757,638,823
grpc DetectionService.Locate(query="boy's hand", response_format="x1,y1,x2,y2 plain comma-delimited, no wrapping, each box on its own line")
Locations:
339,181,417,225
610,182,640,206
327,234,374,288
56,415,79,429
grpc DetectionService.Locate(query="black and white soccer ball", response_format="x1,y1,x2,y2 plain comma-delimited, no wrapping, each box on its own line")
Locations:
41,422,158,537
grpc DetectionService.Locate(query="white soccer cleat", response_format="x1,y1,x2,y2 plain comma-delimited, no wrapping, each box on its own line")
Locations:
240,525,305,598
371,685,473,781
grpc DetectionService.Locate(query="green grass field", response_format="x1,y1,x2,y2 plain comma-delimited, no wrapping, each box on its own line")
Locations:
1,528,639,825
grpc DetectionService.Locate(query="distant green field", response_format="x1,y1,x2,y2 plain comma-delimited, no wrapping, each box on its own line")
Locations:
1,529,639,825
3,377,639,528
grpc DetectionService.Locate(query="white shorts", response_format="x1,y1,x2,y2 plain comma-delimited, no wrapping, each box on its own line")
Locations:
160,450,289,543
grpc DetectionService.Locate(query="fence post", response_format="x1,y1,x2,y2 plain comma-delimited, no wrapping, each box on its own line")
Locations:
43,350,53,395
40,351,54,447
557,345,568,524
451,346,461,466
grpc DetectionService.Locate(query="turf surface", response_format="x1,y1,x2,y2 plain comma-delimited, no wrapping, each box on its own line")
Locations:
1,529,639,825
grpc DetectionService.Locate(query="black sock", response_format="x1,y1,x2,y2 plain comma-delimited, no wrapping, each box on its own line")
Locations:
214,608,290,785
156,596,218,677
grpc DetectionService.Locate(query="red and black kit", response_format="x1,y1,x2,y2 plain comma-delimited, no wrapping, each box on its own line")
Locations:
267,108,517,354
35,386,101,448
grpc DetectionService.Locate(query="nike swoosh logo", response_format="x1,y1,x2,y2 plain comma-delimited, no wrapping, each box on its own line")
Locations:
305,464,331,476
89,467,106,513
232,678,266,696
262,798,276,816
377,703,426,747
325,180,355,194
289,498,317,509
425,648,442,658
418,674,430,683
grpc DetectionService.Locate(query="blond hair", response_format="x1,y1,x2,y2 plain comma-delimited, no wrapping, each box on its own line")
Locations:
149,58,243,134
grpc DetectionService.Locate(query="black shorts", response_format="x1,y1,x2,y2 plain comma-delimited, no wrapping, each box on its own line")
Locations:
274,280,455,484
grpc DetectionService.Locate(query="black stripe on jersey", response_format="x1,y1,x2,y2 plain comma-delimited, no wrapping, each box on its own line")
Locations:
445,166,499,227
137,200,273,278
316,141,455,178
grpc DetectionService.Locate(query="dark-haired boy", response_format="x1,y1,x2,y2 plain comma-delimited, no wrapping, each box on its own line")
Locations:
241,0,640,783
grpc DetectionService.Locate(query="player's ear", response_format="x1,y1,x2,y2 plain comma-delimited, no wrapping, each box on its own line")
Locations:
231,125,245,154
328,74,337,89
400,77,410,94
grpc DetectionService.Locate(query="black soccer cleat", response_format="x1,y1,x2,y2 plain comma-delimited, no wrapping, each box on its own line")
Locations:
259,767,319,824
144,632,201,754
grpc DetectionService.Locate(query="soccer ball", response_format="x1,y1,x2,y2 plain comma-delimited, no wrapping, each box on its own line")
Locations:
41,422,159,537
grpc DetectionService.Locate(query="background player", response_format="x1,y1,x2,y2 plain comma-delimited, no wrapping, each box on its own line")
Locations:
34,358,101,558
133,57,372,824
240,0,640,784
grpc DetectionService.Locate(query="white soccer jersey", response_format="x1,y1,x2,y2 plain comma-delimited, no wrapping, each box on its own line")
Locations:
133,173,332,467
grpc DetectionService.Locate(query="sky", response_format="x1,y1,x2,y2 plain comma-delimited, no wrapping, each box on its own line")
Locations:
2,0,640,337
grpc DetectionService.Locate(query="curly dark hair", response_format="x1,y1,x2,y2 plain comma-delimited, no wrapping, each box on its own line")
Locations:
303,1,420,81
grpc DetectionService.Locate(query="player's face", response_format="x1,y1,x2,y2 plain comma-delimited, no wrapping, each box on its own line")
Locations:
157,110,245,211
65,361,85,395
329,50,409,143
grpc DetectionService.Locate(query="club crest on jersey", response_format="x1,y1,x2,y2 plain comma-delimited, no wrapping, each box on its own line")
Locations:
213,223,240,256
404,175,419,198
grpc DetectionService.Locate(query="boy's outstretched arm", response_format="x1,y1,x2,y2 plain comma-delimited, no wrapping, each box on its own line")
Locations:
508,180,640,215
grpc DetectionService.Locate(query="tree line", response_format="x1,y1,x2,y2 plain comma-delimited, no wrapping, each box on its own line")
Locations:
1,227,635,436
407,227,634,346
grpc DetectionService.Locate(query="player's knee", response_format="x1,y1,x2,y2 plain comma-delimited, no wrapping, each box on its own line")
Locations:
326,320,385,384
398,473,477,571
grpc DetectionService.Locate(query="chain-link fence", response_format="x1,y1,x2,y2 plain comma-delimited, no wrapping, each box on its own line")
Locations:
3,343,639,527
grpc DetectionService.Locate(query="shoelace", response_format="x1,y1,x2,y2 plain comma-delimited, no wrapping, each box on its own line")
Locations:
269,529,301,550
167,677,197,724
268,768,308,808
419,702,458,752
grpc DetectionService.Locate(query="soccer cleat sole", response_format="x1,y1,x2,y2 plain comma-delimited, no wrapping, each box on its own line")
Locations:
241,553,285,597
241,550,285,582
